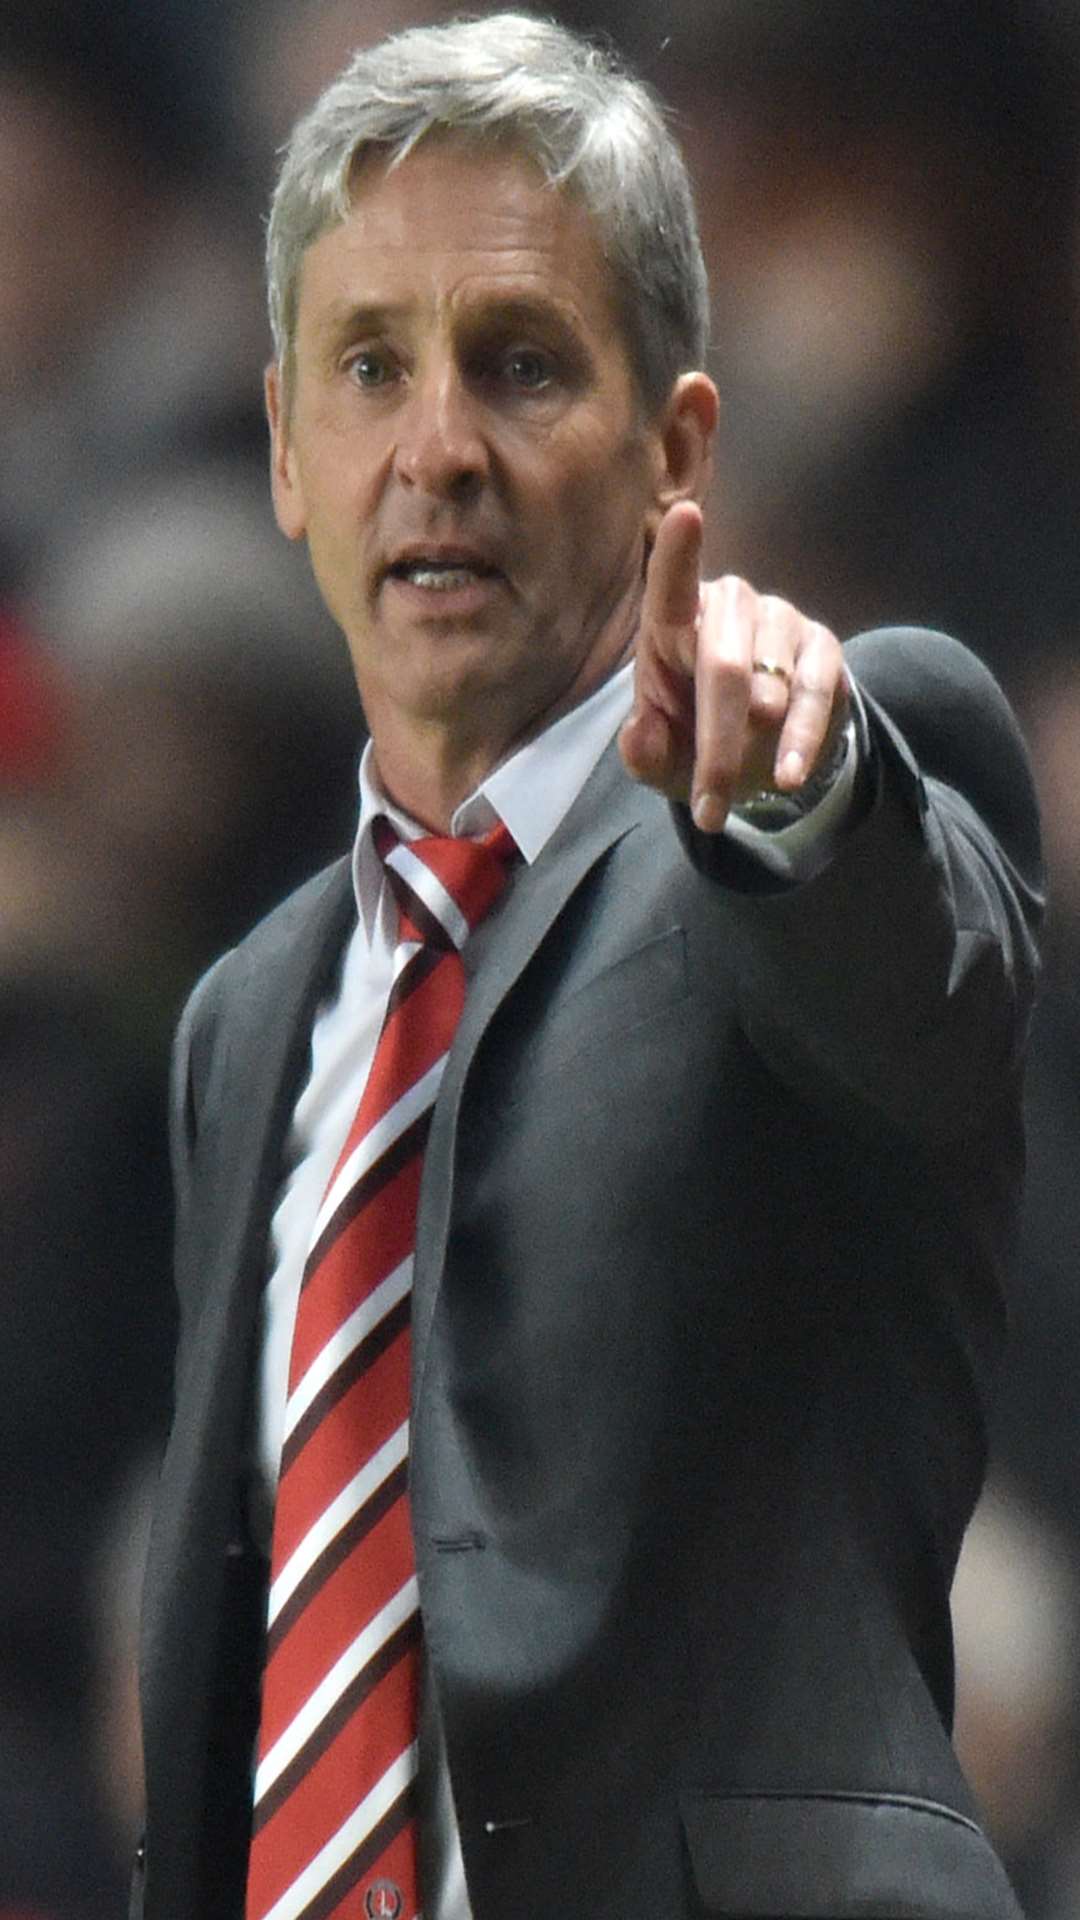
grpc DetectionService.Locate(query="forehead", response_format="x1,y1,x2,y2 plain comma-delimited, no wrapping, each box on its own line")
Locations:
294,139,627,350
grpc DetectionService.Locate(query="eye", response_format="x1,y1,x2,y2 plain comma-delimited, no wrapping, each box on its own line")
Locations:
345,347,394,389
501,347,556,391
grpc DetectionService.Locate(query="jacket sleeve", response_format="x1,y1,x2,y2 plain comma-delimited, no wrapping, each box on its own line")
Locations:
677,626,1044,1143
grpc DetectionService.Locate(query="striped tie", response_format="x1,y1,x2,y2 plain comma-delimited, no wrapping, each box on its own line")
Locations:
246,815,516,1920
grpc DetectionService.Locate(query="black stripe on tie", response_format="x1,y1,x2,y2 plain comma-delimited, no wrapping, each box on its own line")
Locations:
303,1107,433,1281
266,1459,409,1660
294,1779,418,1920
279,1292,412,1479
385,862,459,953
251,1611,422,1836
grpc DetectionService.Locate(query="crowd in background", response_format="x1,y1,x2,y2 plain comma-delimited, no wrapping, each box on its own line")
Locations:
1,1,1079,1914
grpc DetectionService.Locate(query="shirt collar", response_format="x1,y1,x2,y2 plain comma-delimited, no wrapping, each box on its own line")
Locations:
352,658,634,937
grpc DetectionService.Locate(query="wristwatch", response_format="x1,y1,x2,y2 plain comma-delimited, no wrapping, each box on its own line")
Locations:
734,710,857,832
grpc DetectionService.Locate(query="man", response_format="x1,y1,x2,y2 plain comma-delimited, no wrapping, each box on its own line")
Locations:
135,15,1042,1920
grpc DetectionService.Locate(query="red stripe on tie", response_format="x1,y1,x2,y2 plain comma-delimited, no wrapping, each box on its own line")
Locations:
271,1329,412,1568
285,1155,422,1388
344,948,462,1149
256,1497,416,1754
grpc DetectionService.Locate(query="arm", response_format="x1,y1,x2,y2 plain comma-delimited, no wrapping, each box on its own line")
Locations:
620,506,1043,1141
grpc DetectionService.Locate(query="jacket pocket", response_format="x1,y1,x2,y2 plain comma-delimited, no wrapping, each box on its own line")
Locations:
679,1788,1023,1919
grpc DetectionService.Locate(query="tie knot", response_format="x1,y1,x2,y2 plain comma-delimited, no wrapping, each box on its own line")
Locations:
374,815,517,950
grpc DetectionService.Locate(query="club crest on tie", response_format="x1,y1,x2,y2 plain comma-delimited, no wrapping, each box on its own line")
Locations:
365,1879,403,1919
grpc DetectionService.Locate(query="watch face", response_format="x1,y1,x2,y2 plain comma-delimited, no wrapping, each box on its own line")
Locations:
736,791,806,828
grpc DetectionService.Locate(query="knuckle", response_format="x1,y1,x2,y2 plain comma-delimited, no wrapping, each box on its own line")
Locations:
757,592,793,626
699,643,751,694
718,573,755,615
799,621,841,662
791,677,833,705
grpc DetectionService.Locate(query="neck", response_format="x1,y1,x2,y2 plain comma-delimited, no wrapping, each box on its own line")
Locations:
366,624,637,833
371,729,510,833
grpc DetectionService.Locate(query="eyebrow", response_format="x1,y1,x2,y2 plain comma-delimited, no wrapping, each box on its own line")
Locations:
314,302,404,359
315,292,596,357
461,295,588,342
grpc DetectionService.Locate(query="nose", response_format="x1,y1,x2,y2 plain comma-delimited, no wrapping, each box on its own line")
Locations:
393,359,489,500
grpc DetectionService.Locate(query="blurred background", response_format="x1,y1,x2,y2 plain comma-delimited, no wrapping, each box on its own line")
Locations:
0,1,1078,1914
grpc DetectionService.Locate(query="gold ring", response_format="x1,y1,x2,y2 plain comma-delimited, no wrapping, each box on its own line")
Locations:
752,657,792,685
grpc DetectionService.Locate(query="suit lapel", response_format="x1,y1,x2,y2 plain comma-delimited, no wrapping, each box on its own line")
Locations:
213,862,358,1326
167,860,356,1557
411,739,653,1398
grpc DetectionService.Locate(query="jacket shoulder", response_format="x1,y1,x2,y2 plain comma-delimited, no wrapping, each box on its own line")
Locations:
184,855,351,1034
169,856,352,1171
845,625,1042,891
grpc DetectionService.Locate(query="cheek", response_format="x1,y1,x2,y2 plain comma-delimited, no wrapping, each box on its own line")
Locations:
299,494,371,635
554,435,653,574
540,424,651,541
296,448,376,574
294,396,387,515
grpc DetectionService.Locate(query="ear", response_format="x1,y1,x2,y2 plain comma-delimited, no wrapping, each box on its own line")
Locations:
265,359,307,541
645,371,719,546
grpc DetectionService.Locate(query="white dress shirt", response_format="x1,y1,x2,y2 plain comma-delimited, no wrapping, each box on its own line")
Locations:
253,658,859,1918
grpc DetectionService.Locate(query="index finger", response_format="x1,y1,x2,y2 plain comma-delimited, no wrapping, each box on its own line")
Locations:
639,501,704,667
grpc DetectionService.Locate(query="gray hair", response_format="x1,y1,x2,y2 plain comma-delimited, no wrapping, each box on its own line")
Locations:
266,10,709,413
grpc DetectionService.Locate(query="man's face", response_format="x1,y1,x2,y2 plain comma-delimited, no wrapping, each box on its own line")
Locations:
268,141,700,776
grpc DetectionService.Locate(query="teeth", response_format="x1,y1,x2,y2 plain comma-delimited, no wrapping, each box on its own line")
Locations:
394,559,494,590
405,565,480,590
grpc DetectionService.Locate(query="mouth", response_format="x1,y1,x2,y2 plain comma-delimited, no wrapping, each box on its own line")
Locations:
382,548,504,594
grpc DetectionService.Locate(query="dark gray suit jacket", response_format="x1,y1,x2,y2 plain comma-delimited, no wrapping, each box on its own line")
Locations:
136,628,1042,1920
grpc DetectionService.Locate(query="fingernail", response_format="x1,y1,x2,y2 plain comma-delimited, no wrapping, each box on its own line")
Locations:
692,791,726,833
778,750,804,786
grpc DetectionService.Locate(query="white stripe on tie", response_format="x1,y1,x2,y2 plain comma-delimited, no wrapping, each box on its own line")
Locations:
283,1258,414,1445
312,1056,447,1250
254,1575,420,1805
388,842,470,951
258,1744,419,1920
267,1422,409,1629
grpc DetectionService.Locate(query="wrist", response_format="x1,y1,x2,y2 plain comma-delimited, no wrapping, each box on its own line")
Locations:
734,709,855,832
